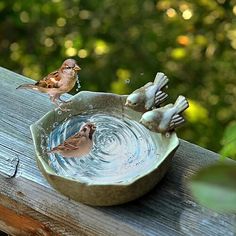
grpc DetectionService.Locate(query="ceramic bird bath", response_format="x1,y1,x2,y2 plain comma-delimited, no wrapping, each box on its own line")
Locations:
31,91,179,206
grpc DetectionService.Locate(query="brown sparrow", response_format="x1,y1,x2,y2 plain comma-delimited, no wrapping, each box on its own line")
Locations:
140,95,189,134
125,72,169,112
48,122,96,158
16,59,81,110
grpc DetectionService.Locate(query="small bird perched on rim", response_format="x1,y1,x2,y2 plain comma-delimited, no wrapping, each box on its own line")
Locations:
125,72,169,113
48,122,96,158
16,58,81,110
140,95,189,134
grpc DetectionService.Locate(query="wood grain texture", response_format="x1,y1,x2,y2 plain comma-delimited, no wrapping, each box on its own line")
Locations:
0,67,235,236
0,203,55,236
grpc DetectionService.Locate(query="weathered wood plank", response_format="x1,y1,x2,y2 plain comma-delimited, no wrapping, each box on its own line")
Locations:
0,67,235,236
0,203,55,236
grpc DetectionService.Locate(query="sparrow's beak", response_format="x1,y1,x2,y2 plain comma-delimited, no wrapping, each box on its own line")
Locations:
125,101,129,106
139,118,143,124
74,65,81,71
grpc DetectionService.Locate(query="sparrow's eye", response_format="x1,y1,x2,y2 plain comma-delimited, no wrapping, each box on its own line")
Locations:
65,66,72,69
82,127,87,132
133,102,137,106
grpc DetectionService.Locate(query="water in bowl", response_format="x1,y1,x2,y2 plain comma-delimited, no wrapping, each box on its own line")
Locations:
47,113,159,185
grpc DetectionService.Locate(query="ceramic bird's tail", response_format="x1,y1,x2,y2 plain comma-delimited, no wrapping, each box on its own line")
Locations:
154,72,169,89
16,84,39,90
174,95,189,114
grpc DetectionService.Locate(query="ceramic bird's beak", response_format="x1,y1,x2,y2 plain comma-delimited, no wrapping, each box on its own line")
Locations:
74,65,81,71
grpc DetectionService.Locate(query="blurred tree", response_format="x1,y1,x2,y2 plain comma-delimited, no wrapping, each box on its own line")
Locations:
0,0,236,155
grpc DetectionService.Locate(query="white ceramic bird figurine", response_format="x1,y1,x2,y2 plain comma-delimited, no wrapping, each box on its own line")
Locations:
140,95,189,134
48,122,96,158
125,72,169,112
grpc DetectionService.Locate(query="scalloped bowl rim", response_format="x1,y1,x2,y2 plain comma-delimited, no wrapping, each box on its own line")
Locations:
30,91,179,187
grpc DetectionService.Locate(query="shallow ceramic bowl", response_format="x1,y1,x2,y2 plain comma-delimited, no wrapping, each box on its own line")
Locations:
31,91,179,206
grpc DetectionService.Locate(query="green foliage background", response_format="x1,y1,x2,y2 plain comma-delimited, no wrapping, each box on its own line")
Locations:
0,0,236,156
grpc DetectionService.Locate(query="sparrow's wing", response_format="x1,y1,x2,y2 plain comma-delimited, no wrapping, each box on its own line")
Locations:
54,136,87,152
35,70,60,89
52,131,86,151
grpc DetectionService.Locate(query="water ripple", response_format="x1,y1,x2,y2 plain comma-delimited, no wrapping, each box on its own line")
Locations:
47,113,159,185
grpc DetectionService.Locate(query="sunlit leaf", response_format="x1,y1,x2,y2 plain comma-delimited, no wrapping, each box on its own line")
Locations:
195,35,208,46
220,142,236,160
111,68,131,94
185,100,209,124
221,122,236,145
190,162,236,213
116,69,131,80
94,40,109,55
220,122,236,159
177,35,190,46
170,48,187,60
0,2,5,11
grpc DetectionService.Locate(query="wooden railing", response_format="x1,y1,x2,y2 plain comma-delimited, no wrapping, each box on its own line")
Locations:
0,67,235,235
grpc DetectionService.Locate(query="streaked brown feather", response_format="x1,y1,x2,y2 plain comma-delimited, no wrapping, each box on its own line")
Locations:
54,133,85,151
35,70,60,89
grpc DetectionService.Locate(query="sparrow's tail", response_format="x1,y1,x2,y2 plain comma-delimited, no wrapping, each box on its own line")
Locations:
16,84,39,90
154,72,169,89
174,95,189,114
